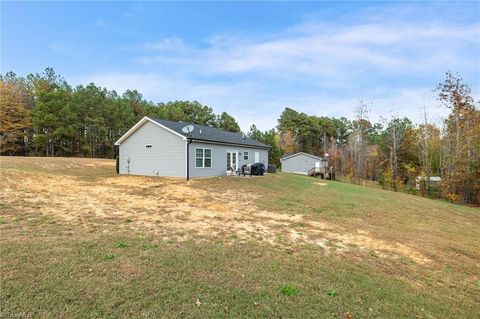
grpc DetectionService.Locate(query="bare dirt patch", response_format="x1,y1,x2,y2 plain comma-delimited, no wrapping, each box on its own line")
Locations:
0,162,429,263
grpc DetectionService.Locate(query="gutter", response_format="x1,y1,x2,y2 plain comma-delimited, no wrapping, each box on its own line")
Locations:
188,138,270,150
186,138,192,180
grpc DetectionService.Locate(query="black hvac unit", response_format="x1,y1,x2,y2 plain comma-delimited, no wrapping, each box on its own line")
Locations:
242,163,265,176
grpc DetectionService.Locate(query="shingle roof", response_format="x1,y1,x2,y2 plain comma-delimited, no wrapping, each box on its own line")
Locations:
149,117,269,149
280,153,294,159
280,152,325,161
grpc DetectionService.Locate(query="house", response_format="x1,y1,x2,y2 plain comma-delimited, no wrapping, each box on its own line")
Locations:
280,152,328,176
114,116,269,178
415,176,442,190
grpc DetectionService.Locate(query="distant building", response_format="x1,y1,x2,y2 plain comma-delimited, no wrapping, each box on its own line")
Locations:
415,176,442,190
280,152,327,175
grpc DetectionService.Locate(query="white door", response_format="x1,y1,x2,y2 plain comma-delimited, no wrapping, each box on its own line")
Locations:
254,152,259,163
226,150,238,173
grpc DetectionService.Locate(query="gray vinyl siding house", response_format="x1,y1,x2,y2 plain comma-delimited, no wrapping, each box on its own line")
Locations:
281,152,327,175
188,141,268,178
115,117,269,178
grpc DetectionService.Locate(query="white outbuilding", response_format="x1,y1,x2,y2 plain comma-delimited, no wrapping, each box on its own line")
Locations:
280,152,328,175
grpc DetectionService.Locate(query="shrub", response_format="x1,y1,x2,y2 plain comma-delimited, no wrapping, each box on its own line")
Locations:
447,193,459,203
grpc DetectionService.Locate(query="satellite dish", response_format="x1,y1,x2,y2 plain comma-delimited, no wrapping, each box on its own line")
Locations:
181,125,194,134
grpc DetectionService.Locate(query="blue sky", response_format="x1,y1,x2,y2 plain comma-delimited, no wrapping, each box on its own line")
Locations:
2,1,479,131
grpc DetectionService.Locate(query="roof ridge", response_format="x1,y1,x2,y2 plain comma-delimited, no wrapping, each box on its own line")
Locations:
149,117,213,129
146,116,269,149
150,116,251,138
281,152,324,161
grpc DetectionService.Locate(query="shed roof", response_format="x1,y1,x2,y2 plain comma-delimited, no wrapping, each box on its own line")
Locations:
280,152,325,161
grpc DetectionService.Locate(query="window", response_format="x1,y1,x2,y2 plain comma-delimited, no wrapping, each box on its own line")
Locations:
195,148,212,168
244,151,249,160
204,149,212,167
145,144,152,148
196,149,203,167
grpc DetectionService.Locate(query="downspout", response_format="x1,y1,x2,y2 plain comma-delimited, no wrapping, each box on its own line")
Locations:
186,138,192,180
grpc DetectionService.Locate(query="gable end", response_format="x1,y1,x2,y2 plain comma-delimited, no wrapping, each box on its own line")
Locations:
115,117,187,145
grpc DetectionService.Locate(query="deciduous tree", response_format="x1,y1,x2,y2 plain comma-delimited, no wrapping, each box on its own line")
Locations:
0,81,31,155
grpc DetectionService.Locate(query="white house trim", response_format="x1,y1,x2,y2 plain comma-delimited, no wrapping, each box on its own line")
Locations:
188,139,269,150
185,140,188,179
281,152,323,162
114,116,187,145
226,149,239,173
195,147,213,168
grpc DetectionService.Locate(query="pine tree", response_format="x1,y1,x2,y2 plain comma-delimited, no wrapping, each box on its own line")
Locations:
217,112,241,133
32,84,76,156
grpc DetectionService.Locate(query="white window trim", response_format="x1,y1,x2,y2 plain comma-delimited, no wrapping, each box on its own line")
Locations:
195,148,204,168
226,150,239,172
195,147,212,168
244,151,249,160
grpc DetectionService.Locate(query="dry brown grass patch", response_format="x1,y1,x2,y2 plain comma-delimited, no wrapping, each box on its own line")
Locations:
0,159,432,264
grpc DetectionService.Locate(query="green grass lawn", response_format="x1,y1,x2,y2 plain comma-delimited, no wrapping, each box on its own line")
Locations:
1,157,479,318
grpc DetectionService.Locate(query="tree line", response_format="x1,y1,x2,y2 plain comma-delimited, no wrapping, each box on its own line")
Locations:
1,68,478,204
274,72,479,204
0,68,242,159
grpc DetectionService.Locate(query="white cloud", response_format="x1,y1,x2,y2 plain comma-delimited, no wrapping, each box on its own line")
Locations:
142,37,188,52
96,19,137,37
77,11,479,131
80,73,183,100
76,70,477,132
136,20,479,79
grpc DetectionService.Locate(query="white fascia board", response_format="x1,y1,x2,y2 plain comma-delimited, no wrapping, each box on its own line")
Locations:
189,139,269,150
114,116,186,145
282,152,323,161
148,117,187,141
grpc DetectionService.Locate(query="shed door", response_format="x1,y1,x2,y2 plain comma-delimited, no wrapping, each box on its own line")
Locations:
254,152,259,163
